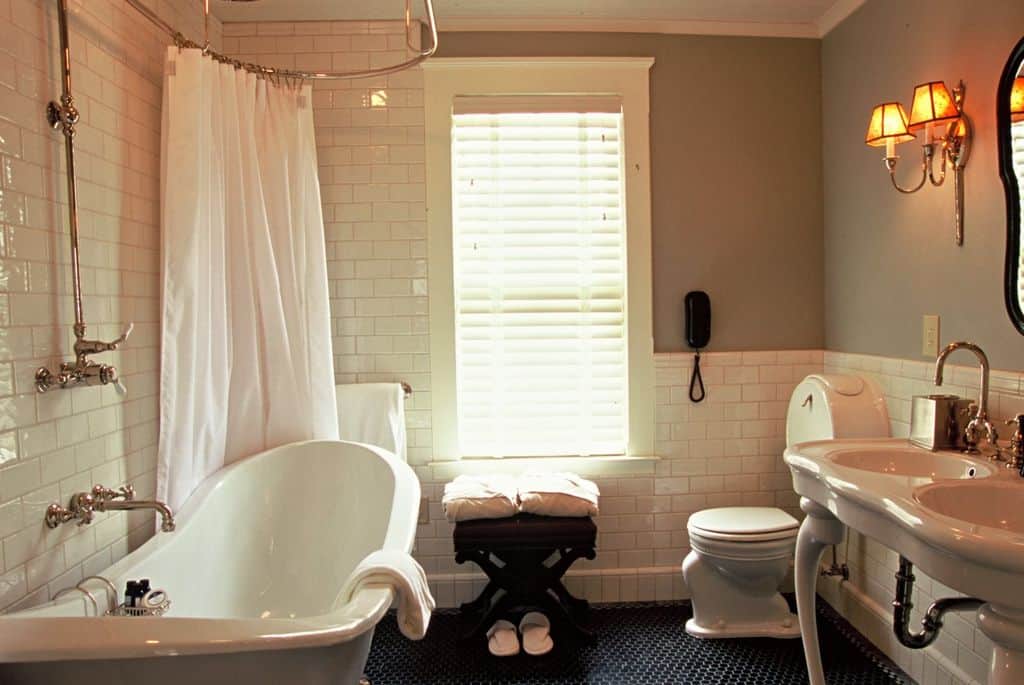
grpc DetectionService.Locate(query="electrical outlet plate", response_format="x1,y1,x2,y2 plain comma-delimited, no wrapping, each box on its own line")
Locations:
922,315,940,357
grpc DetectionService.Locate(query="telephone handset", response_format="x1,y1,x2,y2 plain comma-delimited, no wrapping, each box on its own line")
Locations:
684,291,711,403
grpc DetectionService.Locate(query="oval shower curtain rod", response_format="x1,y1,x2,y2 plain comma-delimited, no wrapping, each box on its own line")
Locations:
123,0,439,80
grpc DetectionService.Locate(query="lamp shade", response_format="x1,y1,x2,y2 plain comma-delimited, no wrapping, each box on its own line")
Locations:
1012,76,1024,123
865,102,915,147
907,81,959,131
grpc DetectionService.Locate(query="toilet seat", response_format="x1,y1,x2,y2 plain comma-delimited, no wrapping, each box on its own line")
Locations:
688,529,797,561
688,507,799,543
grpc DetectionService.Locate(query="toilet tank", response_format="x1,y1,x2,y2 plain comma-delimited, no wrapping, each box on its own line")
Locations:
786,374,890,448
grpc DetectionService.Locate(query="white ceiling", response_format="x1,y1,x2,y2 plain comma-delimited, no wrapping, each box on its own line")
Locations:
212,0,866,38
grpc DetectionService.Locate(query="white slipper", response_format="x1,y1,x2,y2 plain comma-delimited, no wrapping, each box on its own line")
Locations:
519,612,553,656
486,619,520,657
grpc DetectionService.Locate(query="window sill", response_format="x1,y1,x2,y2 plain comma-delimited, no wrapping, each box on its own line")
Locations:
427,455,660,479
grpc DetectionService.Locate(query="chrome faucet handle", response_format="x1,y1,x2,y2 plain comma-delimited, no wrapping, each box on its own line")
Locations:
1003,414,1024,470
108,322,134,348
91,484,135,502
74,322,134,356
960,403,980,453
965,414,999,459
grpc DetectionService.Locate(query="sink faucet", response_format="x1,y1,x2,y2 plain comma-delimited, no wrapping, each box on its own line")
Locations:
45,484,176,533
934,341,997,453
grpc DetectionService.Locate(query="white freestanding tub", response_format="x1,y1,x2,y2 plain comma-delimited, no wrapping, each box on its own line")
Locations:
0,440,420,685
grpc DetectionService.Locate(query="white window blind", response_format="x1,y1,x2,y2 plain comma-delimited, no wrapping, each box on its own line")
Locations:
450,97,628,458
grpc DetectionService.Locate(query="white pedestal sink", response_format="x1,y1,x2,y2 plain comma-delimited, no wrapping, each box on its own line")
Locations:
785,438,1024,685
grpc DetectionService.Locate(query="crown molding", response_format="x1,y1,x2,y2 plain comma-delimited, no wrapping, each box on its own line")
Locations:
816,0,866,36
421,56,656,71
437,16,821,40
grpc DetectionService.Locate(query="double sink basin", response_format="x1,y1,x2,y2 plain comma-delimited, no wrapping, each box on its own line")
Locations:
786,438,1024,685
826,445,1023,534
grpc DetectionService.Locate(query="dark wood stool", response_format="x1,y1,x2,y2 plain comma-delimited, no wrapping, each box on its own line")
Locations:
453,513,597,645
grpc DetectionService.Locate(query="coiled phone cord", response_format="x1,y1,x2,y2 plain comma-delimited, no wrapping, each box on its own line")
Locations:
689,351,706,403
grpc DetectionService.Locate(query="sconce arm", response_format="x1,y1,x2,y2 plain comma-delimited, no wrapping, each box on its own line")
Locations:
885,155,928,194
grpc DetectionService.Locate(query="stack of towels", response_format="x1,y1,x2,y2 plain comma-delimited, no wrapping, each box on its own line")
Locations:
442,472,600,522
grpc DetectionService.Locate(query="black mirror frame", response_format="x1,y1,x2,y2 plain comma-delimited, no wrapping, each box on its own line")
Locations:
999,35,1024,335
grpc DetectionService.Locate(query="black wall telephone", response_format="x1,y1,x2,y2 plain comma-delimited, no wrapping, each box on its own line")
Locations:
684,291,711,402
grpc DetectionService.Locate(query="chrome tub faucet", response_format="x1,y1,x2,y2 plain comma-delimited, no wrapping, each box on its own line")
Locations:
934,341,997,454
46,484,176,533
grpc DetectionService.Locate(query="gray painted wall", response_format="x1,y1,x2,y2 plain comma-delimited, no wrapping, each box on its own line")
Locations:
436,32,824,353
823,0,1024,369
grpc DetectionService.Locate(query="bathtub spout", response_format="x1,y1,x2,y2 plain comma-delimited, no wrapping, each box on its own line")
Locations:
96,498,176,532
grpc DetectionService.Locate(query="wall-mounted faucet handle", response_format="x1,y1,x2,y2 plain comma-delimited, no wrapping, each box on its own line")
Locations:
91,484,135,502
110,322,133,347
74,322,134,356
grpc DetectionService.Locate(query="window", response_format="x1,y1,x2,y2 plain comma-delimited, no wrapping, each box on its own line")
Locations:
451,102,627,458
424,58,655,463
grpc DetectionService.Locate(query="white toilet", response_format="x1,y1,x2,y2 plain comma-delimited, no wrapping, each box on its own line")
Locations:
682,373,890,639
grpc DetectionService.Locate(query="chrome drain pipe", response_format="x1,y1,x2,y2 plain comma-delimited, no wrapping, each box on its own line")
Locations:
893,555,982,649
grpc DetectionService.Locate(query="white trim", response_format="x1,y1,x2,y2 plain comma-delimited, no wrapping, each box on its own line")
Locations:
438,16,821,39
815,0,866,36
424,57,656,465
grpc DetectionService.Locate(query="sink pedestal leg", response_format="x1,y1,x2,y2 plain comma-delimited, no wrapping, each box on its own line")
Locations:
979,604,1024,685
794,497,846,685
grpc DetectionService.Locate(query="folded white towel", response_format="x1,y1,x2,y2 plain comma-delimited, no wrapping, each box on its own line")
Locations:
336,383,407,462
335,550,435,640
518,472,600,517
442,474,520,522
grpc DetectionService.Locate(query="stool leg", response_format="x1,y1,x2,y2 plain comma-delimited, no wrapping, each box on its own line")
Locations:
538,589,595,645
461,579,499,615
459,591,515,643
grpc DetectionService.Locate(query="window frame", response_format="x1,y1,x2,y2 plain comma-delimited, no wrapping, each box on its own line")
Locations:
424,57,655,464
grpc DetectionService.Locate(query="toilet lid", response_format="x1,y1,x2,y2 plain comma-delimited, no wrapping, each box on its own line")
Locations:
688,507,799,539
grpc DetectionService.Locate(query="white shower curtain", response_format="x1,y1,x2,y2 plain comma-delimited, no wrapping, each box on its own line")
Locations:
157,48,338,511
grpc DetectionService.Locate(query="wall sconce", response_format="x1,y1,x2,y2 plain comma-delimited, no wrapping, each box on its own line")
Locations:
865,80,972,246
1012,77,1024,123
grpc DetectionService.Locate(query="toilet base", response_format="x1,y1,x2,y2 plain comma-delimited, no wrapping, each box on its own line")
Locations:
682,544,800,641
685,615,801,640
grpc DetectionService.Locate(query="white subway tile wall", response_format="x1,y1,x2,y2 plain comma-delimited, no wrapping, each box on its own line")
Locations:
0,0,219,611
822,350,1024,685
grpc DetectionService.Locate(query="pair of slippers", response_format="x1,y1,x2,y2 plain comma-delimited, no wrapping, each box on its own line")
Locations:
486,612,553,656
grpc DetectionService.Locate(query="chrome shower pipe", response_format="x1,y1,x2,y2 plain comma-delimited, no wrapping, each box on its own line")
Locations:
36,0,132,394
51,0,84,340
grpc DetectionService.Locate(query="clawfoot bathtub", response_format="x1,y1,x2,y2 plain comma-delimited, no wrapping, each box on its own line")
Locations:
0,440,420,685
